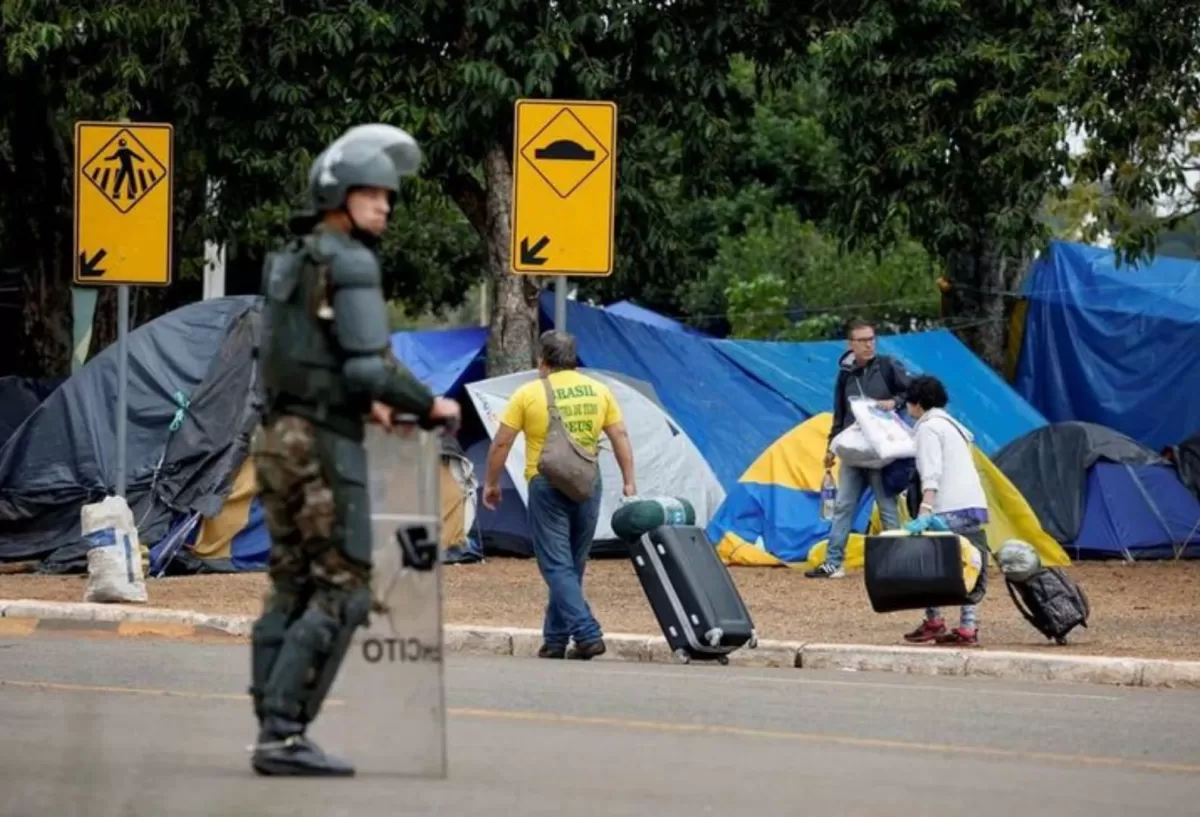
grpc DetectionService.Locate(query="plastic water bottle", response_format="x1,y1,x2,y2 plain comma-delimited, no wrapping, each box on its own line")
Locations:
820,469,837,521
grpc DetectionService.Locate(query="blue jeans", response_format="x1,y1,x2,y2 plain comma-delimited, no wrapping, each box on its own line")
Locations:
826,464,900,568
527,474,604,648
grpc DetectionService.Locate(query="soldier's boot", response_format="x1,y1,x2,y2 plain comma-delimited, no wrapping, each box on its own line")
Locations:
251,714,355,777
250,592,370,777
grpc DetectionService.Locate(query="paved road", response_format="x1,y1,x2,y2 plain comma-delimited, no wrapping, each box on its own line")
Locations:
1,633,1198,817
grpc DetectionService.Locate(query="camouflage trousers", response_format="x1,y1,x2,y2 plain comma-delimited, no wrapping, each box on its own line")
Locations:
250,414,372,619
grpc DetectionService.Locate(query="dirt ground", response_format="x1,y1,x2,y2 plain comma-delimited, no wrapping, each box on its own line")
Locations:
2,558,1198,660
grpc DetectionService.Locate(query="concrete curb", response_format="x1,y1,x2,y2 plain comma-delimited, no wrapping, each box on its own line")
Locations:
3,599,1198,689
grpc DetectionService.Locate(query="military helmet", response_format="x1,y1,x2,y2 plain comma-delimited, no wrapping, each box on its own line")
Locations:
306,124,422,213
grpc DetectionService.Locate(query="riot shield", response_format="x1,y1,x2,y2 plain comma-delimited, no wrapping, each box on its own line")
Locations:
330,421,447,778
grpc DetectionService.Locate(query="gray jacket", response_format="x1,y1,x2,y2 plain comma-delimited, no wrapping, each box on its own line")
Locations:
827,351,911,446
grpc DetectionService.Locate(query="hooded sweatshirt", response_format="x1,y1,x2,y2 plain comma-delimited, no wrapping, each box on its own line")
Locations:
912,408,989,526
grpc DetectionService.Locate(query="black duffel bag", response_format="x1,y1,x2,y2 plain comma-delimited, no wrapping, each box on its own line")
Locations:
864,531,985,614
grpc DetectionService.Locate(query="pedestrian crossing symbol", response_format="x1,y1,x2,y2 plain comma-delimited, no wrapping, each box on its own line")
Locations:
73,120,174,286
81,128,168,214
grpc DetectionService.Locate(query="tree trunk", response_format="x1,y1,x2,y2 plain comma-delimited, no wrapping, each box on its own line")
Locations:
481,144,538,376
944,237,1026,371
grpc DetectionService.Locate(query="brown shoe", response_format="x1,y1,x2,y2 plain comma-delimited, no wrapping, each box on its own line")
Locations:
538,643,566,659
566,638,606,660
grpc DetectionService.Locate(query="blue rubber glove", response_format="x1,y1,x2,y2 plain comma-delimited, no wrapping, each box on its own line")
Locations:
905,514,950,534
904,516,933,534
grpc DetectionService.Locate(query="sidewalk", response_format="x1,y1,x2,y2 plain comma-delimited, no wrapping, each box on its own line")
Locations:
3,559,1198,659
2,595,1198,689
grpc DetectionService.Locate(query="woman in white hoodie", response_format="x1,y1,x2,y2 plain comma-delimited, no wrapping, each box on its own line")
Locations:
901,375,991,647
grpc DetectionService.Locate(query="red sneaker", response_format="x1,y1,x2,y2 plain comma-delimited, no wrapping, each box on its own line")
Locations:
935,627,980,647
903,618,947,643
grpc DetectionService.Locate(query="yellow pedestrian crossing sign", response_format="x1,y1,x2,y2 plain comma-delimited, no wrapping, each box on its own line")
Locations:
73,121,174,286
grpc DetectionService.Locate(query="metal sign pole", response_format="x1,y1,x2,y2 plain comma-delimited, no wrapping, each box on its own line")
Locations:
554,275,567,331
73,119,174,496
115,284,129,496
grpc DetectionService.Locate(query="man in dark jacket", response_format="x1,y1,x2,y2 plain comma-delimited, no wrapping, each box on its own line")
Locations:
806,318,910,578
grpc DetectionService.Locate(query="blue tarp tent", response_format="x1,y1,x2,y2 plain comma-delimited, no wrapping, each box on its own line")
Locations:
708,412,1071,568
602,299,710,336
531,293,1047,480
1012,240,1200,451
389,325,488,396
126,293,1049,569
713,329,1047,456
149,457,272,575
536,294,805,489
698,328,1048,567
378,297,1055,565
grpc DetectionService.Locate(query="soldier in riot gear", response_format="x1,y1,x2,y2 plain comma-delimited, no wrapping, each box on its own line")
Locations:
248,124,461,777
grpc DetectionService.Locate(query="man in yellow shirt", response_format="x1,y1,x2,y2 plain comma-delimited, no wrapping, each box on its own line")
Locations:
482,331,636,660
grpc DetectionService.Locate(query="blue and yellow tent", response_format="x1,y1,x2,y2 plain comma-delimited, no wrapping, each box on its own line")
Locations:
706,413,1070,570
189,460,272,571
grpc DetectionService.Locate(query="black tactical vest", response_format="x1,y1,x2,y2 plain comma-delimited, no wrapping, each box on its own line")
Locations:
258,235,368,437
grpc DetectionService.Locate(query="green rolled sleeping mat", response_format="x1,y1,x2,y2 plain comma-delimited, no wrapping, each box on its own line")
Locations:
611,496,696,541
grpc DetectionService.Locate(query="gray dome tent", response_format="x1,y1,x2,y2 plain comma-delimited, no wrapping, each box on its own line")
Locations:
0,296,263,570
992,422,1165,545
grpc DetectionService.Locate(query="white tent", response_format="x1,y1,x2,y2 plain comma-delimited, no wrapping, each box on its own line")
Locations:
464,368,725,543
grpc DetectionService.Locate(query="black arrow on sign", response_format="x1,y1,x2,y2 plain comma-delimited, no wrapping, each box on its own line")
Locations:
79,248,108,278
520,236,550,266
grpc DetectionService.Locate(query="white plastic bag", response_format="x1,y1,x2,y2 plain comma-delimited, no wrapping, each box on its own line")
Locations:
830,423,887,469
82,496,148,604
849,398,915,464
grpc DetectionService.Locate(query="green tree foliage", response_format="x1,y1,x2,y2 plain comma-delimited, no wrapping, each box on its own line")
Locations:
381,1,771,373
680,61,942,339
1041,182,1106,243
793,0,1200,368
603,59,846,332
1,1,200,374
1042,177,1200,260
6,2,1197,379
716,210,940,341
1069,3,1200,257
2,1,784,376
203,1,776,373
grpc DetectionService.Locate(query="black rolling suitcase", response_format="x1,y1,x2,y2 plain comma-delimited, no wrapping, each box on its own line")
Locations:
629,525,758,664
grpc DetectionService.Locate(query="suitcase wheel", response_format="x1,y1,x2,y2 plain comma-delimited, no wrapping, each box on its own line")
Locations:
748,634,758,650
716,655,730,666
673,648,692,665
